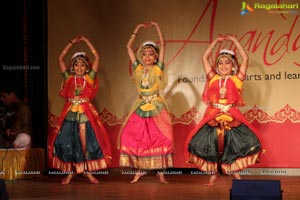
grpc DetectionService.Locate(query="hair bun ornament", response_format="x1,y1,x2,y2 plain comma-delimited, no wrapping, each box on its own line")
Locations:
219,49,235,56
142,41,158,47
71,51,86,59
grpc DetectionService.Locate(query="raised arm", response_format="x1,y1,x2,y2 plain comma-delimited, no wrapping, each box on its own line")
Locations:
150,21,165,63
202,36,226,74
227,34,248,75
127,23,146,63
58,36,80,73
81,35,100,72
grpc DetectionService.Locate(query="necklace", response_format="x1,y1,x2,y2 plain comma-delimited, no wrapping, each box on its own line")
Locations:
141,67,150,87
219,76,230,99
74,75,86,96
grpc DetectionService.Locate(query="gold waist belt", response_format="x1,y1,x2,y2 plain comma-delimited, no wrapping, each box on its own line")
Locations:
212,103,234,112
68,98,89,105
139,94,159,103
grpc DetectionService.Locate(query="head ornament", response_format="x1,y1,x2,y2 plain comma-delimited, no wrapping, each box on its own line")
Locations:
142,41,157,47
219,49,235,56
71,52,86,59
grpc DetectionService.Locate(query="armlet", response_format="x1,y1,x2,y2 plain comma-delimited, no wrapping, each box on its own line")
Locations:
236,71,246,81
207,70,216,80
62,70,70,80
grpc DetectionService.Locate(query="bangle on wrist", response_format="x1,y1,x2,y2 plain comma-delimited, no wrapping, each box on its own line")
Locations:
92,49,97,54
62,50,67,54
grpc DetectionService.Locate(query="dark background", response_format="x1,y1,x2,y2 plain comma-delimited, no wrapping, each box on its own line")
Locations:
1,0,47,149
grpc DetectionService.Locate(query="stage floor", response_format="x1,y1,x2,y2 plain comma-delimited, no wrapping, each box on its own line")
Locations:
5,174,300,200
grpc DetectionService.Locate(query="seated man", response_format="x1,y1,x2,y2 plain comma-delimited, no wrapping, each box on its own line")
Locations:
0,87,32,149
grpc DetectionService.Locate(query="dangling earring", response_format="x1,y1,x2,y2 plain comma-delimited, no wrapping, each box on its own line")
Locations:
71,67,74,74
85,69,89,73
231,67,237,74
215,67,220,75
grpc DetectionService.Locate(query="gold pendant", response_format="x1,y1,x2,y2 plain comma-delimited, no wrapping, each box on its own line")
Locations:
75,86,83,95
141,78,149,87
219,87,226,99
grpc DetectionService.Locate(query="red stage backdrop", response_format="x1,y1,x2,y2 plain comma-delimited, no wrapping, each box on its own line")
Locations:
48,0,300,170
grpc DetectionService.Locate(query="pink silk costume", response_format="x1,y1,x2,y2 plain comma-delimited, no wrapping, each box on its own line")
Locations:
119,60,173,170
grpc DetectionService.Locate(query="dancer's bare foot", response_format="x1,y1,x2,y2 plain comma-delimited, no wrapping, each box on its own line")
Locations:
157,172,169,184
61,173,75,185
85,173,100,184
130,171,146,183
204,174,219,186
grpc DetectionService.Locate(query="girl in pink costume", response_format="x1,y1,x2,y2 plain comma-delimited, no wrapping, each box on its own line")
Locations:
119,21,173,184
